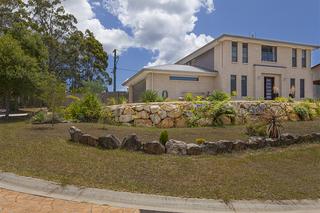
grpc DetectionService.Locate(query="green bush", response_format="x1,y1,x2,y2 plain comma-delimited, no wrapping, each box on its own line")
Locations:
184,93,193,101
207,90,231,102
31,111,46,123
99,108,116,128
65,94,102,122
245,122,267,137
119,96,128,104
294,105,309,121
195,138,206,145
159,130,169,146
141,90,163,103
209,101,236,126
274,97,289,103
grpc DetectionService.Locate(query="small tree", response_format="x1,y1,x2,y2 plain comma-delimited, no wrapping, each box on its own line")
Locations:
39,73,66,127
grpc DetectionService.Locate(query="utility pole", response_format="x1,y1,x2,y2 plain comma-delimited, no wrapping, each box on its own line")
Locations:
112,49,119,92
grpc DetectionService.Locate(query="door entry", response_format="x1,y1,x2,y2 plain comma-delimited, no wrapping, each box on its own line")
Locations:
264,77,275,100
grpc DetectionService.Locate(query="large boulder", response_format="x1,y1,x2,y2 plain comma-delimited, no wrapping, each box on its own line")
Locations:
186,143,202,155
310,133,320,142
121,134,142,151
143,141,165,155
197,118,211,127
175,117,187,128
98,134,121,149
79,134,98,147
165,139,187,155
162,104,177,112
134,119,153,127
280,133,298,145
232,140,247,151
216,140,234,153
167,109,182,118
201,142,218,155
247,137,266,149
135,111,149,119
119,115,133,123
266,137,280,147
158,118,174,128
158,110,167,119
123,107,135,115
150,114,161,125
69,126,82,142
150,105,161,113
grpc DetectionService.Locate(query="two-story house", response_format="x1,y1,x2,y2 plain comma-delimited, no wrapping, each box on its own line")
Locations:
123,34,319,103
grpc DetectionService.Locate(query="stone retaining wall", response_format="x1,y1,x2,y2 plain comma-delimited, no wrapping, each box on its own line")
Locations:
69,126,320,156
105,101,318,128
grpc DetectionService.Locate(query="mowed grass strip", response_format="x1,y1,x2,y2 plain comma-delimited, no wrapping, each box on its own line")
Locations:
0,120,319,201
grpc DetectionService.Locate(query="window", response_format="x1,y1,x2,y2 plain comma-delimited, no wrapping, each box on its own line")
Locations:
261,45,277,62
241,75,247,97
292,49,297,67
302,49,307,68
232,42,238,62
169,76,199,81
242,43,248,63
290,78,295,98
300,79,305,98
230,75,237,94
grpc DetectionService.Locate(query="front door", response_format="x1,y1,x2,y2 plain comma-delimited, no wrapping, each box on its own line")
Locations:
264,77,275,100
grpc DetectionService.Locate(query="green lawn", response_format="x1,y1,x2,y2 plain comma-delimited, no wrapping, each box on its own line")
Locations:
0,120,319,201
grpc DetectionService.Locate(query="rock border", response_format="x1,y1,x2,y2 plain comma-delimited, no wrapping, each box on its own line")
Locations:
69,126,320,156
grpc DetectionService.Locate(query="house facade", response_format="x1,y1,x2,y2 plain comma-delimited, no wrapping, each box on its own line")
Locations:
312,63,320,98
123,34,319,103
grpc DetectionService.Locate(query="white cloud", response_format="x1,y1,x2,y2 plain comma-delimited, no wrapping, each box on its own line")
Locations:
62,0,214,65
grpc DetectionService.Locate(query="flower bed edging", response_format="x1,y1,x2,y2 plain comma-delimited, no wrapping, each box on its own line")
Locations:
68,126,320,156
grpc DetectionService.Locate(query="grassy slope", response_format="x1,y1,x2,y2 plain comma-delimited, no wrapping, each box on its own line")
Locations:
0,120,319,200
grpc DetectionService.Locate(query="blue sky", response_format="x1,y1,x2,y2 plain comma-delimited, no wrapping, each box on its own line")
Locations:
64,0,320,91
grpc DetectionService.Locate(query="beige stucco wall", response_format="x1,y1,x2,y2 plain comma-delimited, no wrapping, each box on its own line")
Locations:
145,72,218,100
213,39,314,100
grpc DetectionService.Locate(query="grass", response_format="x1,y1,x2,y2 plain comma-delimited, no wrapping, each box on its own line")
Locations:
0,120,319,201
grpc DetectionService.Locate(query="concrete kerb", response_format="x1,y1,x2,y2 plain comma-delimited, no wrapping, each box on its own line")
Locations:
0,172,319,213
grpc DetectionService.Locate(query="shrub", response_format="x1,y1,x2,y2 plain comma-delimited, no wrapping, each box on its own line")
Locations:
118,96,128,104
159,130,169,146
65,94,102,122
31,111,46,123
99,108,116,128
274,97,288,103
107,97,117,105
194,96,203,102
293,105,309,120
195,138,206,145
207,90,231,102
263,111,283,139
209,101,236,126
245,122,267,137
141,90,162,103
245,96,255,101
184,93,193,101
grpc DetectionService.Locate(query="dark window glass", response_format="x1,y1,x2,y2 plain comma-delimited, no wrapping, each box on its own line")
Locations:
302,49,307,68
231,75,237,94
241,75,247,97
261,45,277,62
169,76,199,81
242,43,248,63
300,79,305,98
232,42,238,62
292,49,297,67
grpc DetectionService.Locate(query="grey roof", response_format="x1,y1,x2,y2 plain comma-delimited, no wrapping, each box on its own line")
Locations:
312,63,320,69
177,34,320,64
122,64,216,86
145,64,213,73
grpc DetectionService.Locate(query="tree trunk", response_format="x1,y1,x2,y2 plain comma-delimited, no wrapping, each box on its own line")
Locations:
4,91,10,119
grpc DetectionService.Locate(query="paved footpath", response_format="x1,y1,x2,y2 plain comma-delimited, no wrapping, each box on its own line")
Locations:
0,188,139,213
0,172,319,213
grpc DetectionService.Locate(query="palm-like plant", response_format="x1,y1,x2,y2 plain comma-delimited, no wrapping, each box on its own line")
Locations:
263,109,284,139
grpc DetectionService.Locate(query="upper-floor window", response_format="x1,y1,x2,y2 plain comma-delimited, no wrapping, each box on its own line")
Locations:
232,42,238,62
302,49,307,68
261,45,277,62
242,43,248,63
292,49,297,67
